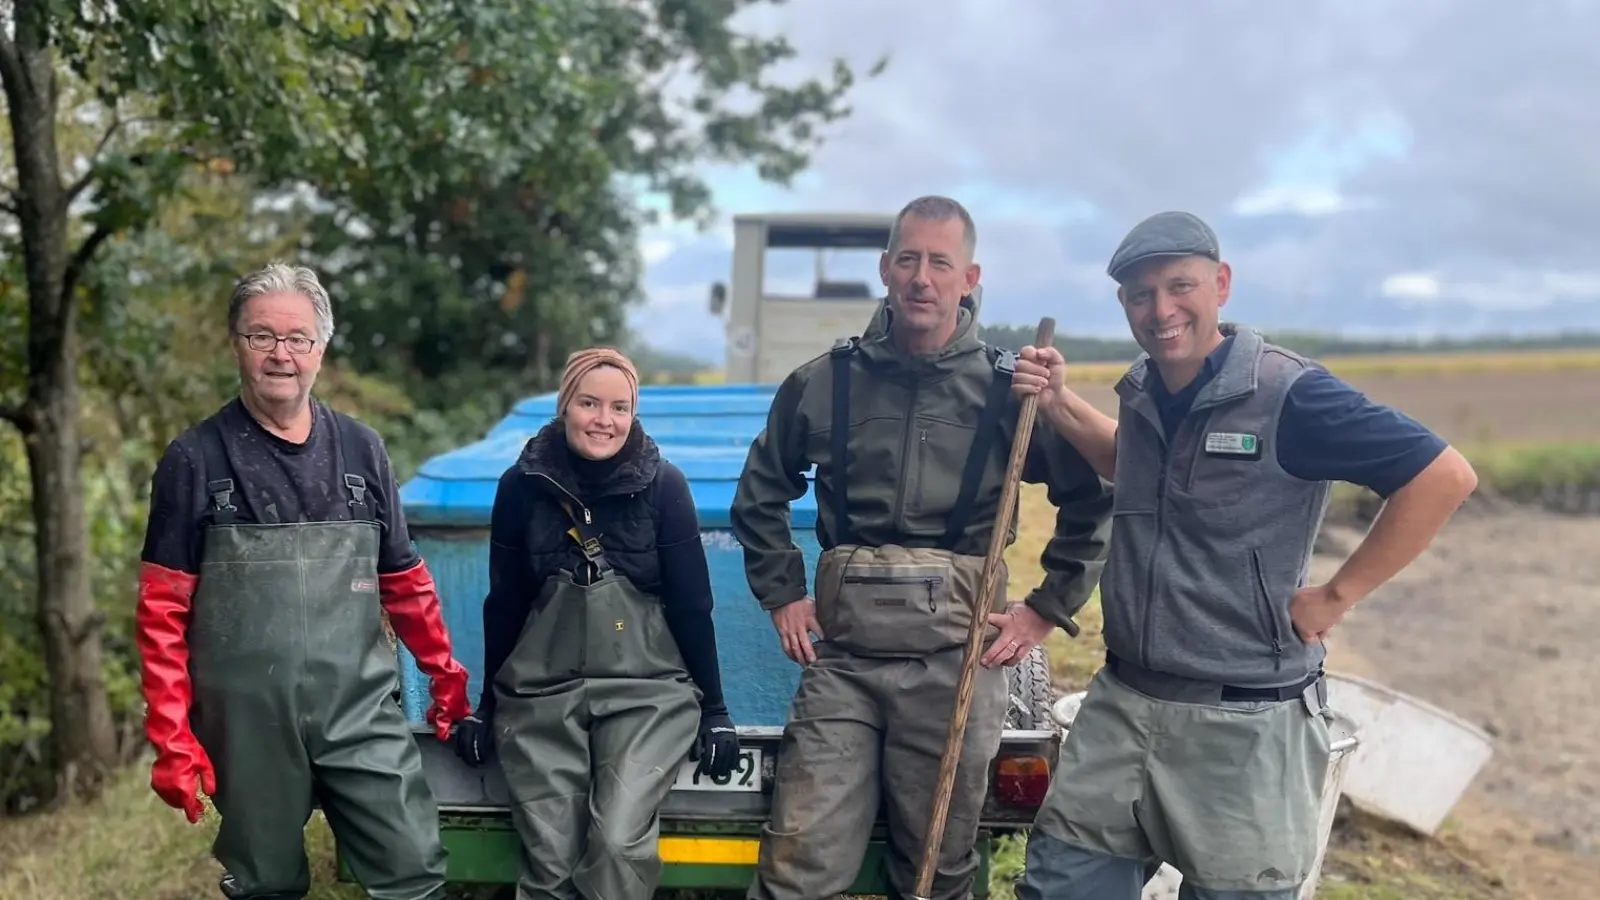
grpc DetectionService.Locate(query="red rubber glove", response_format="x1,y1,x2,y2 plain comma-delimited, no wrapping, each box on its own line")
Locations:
380,560,471,740
135,562,217,823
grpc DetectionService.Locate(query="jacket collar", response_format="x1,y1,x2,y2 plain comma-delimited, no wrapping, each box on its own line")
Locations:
515,418,659,498
854,291,989,377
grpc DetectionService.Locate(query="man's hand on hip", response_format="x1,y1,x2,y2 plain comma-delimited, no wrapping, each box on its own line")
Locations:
982,601,1054,668
771,596,824,665
1289,583,1358,643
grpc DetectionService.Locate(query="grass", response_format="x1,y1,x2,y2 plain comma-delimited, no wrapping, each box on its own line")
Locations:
1464,440,1600,493
0,762,364,900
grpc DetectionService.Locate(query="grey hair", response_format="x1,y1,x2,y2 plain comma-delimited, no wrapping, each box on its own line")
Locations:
226,261,336,343
887,195,978,260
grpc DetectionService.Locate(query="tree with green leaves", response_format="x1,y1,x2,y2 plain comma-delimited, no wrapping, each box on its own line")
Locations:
1,0,880,803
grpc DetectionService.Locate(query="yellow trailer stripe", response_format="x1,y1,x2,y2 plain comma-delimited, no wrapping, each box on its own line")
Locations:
658,836,761,865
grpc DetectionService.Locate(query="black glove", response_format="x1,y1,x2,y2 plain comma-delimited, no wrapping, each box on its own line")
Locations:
453,711,493,768
690,706,739,780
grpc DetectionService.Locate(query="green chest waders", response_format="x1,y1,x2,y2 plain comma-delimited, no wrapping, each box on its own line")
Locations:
491,476,702,900
187,419,447,900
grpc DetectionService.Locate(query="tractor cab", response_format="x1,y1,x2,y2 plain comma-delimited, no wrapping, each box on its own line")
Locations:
709,212,893,384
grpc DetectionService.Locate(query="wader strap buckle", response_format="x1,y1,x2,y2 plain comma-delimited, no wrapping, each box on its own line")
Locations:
207,478,236,513
345,474,368,509
199,418,240,527
557,498,612,576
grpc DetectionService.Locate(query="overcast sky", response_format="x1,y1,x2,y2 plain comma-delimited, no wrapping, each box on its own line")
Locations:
627,0,1600,362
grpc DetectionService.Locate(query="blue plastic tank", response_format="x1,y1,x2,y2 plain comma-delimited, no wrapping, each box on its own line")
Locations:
393,383,817,727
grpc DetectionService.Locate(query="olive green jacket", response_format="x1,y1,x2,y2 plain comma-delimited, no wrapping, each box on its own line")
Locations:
729,293,1114,630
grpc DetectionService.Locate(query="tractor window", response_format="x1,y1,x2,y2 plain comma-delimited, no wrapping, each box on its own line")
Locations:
760,223,889,302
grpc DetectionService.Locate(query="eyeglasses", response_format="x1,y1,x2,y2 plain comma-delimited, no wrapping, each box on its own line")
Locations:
236,332,317,355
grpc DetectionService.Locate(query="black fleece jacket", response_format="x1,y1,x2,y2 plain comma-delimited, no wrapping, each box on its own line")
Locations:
476,418,726,718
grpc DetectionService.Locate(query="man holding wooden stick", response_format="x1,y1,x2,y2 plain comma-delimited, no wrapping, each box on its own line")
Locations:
730,195,1114,900
1009,210,1480,899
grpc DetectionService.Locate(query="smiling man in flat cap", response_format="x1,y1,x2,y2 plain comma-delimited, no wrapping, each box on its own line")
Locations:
1003,210,1481,899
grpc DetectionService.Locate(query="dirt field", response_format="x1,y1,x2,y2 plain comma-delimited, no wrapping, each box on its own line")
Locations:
1311,505,1600,899
1018,492,1600,899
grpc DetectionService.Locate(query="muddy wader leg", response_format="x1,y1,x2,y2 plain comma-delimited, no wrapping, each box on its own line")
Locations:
310,692,448,900
747,647,886,900
571,676,700,900
495,682,593,900
192,698,317,899
879,646,1007,900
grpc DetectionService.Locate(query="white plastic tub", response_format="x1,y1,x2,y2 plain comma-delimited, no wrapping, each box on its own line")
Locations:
1322,671,1494,836
1049,691,1363,899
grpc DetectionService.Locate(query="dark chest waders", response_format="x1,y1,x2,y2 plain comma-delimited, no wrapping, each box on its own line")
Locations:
744,343,1018,900
490,475,702,900
187,417,447,900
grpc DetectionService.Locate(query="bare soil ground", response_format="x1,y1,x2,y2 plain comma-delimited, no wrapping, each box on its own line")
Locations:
1311,505,1600,899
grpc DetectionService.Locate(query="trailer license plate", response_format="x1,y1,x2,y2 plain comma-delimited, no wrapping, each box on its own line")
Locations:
673,747,762,792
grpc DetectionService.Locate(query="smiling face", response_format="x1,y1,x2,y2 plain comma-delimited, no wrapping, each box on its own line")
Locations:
232,291,325,411
1117,255,1232,388
562,365,636,460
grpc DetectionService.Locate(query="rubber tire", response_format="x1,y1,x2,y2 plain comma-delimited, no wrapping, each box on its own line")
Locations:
1004,644,1058,730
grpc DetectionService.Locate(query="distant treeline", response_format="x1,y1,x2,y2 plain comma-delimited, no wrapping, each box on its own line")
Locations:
976,325,1600,363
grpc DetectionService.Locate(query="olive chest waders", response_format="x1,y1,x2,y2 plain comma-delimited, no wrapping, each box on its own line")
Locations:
189,418,447,900
746,341,1016,900
492,475,702,900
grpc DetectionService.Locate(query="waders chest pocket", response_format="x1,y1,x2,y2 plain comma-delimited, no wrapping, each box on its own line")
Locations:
817,555,958,657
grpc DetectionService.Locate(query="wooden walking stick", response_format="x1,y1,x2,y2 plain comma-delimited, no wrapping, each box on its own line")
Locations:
910,316,1056,900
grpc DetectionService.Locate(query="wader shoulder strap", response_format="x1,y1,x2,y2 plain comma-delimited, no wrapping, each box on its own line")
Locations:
555,498,613,575
828,337,858,546
330,411,374,522
199,419,238,527
938,346,1018,551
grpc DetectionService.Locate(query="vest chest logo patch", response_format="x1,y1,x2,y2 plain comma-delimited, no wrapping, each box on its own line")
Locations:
1204,432,1261,458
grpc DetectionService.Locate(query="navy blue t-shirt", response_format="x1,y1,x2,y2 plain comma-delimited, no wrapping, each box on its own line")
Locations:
1149,336,1447,498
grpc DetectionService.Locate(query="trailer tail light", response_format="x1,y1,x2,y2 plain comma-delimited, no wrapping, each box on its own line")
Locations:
994,754,1052,808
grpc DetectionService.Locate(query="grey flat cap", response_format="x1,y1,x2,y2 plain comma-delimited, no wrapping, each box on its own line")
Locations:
1106,211,1220,282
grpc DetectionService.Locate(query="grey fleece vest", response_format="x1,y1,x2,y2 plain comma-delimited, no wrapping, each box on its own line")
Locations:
1100,325,1332,688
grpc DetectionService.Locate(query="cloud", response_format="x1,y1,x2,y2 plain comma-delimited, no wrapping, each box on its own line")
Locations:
1384,270,1600,312
630,0,1600,360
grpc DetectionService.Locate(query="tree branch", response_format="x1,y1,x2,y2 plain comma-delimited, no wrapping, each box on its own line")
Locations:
64,109,123,206
61,224,114,307
0,403,30,433
64,113,164,206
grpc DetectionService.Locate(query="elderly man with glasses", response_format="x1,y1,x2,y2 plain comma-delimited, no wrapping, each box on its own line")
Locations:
134,261,472,900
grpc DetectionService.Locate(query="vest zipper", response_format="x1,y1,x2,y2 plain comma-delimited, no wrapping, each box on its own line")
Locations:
1141,448,1170,670
1249,548,1284,670
535,473,594,523
535,473,598,581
